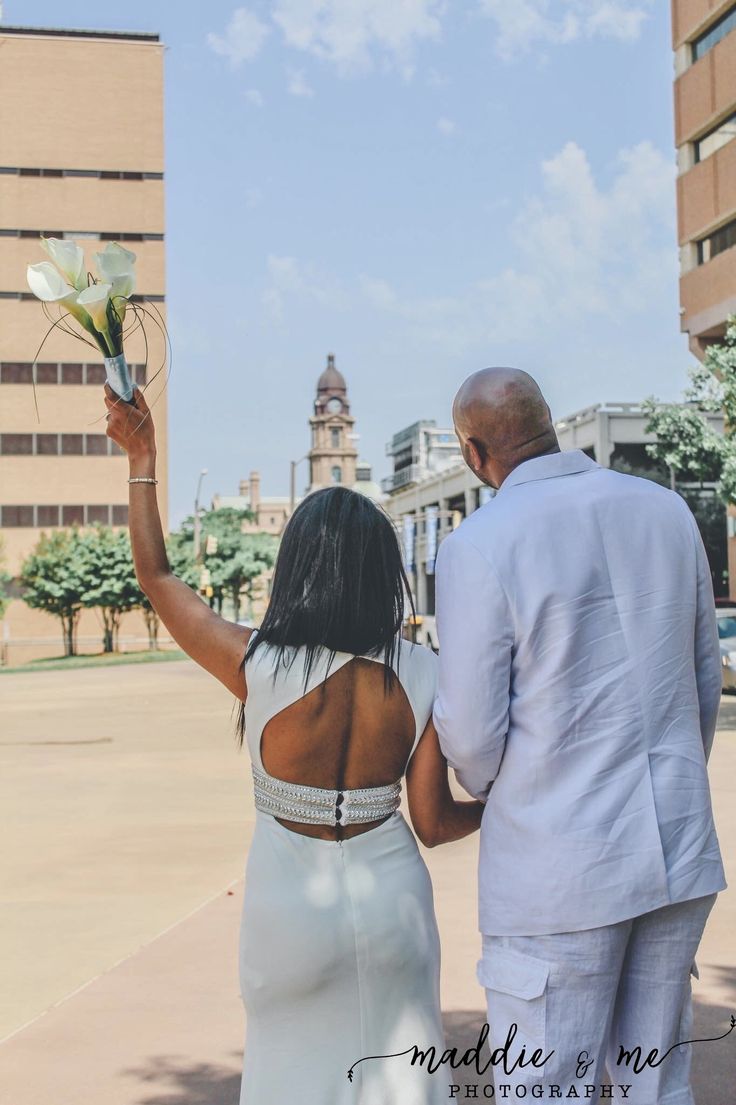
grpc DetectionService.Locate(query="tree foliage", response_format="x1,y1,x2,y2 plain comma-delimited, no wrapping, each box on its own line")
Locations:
642,316,736,502
169,506,278,620
77,525,143,652
19,528,88,656
0,536,12,621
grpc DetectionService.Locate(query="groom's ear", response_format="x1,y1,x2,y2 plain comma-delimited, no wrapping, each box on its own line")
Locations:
466,437,485,472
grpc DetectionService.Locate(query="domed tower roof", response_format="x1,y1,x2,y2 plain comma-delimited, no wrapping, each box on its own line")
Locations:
317,353,346,394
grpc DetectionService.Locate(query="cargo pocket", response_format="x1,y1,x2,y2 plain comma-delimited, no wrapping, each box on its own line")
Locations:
477,947,550,1063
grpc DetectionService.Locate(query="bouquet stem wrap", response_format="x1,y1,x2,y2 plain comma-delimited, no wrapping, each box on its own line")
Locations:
104,354,135,403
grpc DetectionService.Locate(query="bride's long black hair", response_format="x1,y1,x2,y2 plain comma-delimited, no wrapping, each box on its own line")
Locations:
234,485,415,747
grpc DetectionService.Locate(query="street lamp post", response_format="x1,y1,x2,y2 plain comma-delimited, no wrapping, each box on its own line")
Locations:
193,467,208,563
290,455,309,514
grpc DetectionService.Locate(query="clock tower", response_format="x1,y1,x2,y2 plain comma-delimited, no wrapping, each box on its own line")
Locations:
308,354,358,491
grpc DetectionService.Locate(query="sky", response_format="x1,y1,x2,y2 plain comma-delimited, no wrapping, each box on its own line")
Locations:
10,1,690,526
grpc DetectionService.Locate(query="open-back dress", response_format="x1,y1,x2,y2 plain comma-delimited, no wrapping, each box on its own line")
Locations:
237,631,451,1104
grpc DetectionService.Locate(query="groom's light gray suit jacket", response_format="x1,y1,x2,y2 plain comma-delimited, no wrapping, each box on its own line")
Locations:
433,449,727,936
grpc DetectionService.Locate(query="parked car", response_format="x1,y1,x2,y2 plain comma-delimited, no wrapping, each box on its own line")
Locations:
717,608,736,692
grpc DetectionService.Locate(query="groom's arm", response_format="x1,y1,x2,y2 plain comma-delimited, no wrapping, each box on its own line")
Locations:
432,532,513,802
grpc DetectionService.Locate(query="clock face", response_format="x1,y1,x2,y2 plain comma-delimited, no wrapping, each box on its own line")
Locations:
326,397,343,414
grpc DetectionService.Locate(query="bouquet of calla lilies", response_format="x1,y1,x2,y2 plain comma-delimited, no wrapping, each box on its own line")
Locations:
27,237,138,402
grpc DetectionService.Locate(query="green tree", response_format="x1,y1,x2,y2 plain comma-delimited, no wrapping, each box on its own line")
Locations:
168,507,278,620
642,316,736,501
77,525,143,653
0,536,13,621
19,528,87,656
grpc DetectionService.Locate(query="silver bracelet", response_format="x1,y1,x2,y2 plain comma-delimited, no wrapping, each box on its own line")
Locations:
128,476,158,484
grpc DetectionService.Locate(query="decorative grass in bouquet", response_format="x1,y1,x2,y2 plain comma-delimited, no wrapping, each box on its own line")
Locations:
26,237,169,413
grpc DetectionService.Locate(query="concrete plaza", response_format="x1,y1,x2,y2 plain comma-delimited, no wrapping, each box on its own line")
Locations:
1,659,734,1103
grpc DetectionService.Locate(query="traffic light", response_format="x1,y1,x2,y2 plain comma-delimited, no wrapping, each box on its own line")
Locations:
205,534,218,555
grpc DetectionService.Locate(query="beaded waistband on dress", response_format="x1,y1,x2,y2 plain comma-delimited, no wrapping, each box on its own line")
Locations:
251,764,402,826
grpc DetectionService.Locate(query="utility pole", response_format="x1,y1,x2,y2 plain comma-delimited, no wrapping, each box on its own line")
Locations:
193,467,208,562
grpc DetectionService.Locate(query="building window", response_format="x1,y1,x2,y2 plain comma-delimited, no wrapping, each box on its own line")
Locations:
0,503,129,527
698,217,736,264
37,505,60,526
0,433,114,455
331,427,341,448
331,466,342,484
0,166,164,180
0,505,34,526
61,364,84,385
0,228,164,242
695,111,736,163
86,434,109,456
0,363,33,384
37,434,59,456
0,434,33,455
0,362,147,385
37,364,59,384
86,364,107,385
691,5,736,62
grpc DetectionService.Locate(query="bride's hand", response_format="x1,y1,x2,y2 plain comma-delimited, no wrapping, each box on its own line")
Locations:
104,382,156,459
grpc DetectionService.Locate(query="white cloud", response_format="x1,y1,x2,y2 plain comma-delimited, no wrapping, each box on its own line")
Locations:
358,140,676,352
207,7,270,66
287,68,315,97
271,0,444,75
262,255,347,321
478,0,650,60
437,115,455,135
244,87,265,107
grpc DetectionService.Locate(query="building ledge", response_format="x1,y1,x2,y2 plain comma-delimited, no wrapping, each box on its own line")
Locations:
0,25,160,43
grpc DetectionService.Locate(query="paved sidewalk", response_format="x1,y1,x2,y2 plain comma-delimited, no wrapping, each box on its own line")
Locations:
1,662,734,1103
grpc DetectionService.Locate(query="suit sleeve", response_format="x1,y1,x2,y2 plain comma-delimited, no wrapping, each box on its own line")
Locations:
689,511,722,763
432,532,513,801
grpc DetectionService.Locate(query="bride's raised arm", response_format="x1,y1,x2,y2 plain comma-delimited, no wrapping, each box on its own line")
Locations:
103,383,251,702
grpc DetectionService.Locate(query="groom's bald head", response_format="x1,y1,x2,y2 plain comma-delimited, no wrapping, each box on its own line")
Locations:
453,367,559,489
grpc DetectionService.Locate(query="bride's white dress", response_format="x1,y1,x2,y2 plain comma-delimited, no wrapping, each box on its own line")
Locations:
237,633,451,1104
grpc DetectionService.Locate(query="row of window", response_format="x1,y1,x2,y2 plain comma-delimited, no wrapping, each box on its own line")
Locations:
0,166,163,181
695,110,736,163
0,291,165,302
698,216,736,264
1,503,128,527
0,361,147,385
0,229,164,241
0,433,124,457
692,4,736,62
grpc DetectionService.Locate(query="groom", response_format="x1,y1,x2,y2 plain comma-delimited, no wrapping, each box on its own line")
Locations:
433,368,726,1102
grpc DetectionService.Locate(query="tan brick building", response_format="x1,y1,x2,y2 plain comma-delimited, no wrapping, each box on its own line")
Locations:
672,1,736,355
0,25,167,663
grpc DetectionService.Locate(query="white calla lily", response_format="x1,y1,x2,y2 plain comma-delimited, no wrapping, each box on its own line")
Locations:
95,242,137,282
27,262,97,335
27,261,74,302
109,272,135,323
77,282,113,331
40,237,86,291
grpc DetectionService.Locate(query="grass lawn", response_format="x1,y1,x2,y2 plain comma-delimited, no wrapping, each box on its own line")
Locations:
0,649,188,674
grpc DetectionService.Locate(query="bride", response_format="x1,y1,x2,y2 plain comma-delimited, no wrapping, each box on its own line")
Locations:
104,383,484,1104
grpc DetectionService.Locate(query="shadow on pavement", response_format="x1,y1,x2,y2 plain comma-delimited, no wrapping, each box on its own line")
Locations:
692,967,736,1105
121,1051,243,1105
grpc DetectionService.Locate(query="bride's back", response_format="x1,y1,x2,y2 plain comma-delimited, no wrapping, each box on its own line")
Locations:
260,656,415,790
